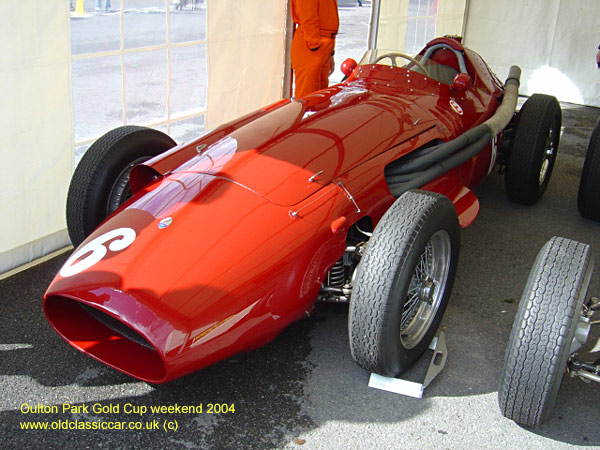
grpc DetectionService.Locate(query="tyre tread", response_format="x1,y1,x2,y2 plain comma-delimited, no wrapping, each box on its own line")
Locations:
349,190,458,375
505,94,561,205
498,237,592,426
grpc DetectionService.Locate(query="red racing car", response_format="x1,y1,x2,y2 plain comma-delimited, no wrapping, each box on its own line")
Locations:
43,37,562,383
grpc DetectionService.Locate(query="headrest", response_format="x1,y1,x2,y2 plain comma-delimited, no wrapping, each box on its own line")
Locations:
426,37,464,52
429,48,460,71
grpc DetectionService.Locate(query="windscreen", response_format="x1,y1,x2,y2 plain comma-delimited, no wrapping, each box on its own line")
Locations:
359,49,422,68
358,48,458,85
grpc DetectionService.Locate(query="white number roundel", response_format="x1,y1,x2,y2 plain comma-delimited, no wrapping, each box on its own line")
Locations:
449,99,463,115
60,228,136,278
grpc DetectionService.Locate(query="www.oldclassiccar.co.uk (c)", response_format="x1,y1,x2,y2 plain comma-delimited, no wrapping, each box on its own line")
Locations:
21,418,179,431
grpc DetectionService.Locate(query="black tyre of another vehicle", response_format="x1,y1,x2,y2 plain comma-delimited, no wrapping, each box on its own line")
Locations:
505,94,561,205
349,190,460,376
578,116,600,221
498,237,593,427
66,126,176,247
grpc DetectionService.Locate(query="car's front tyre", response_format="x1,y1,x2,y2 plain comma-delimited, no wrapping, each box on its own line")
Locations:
66,126,176,247
348,190,460,376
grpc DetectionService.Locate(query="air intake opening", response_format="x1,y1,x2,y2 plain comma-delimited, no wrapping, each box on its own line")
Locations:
79,303,154,350
44,296,166,383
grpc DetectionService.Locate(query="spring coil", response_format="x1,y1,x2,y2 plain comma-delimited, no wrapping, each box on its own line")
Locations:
328,259,345,288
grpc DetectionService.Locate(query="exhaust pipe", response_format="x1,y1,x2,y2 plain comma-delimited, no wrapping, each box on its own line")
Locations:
386,66,521,197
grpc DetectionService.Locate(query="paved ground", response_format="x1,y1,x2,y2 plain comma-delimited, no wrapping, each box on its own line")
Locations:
331,0,373,81
1,102,599,449
70,0,371,159
70,0,209,146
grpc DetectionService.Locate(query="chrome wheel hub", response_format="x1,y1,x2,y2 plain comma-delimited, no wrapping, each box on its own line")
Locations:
400,230,451,349
419,276,436,304
539,126,556,185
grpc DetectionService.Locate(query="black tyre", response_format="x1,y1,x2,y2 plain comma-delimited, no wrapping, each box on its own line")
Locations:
348,190,460,376
498,237,593,427
505,94,561,205
578,116,600,221
66,126,176,247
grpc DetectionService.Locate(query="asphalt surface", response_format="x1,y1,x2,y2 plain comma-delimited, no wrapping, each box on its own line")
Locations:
70,0,371,159
2,103,599,449
71,0,209,145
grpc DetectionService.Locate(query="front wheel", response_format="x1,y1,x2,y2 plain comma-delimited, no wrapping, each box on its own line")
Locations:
348,190,460,376
66,126,176,247
498,237,593,427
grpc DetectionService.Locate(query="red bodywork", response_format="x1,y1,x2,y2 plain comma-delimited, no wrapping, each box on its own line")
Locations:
44,38,504,383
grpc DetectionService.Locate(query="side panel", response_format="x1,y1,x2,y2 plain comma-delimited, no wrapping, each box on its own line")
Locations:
334,124,480,229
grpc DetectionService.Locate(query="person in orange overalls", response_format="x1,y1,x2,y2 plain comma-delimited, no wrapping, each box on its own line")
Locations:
291,0,339,99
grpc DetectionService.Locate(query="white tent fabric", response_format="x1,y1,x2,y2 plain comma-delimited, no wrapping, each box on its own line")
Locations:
463,0,600,106
0,0,289,277
436,0,467,38
0,2,72,276
375,0,466,50
205,0,287,128
376,0,410,50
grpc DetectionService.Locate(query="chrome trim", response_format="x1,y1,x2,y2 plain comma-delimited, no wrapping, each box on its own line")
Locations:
308,170,325,183
337,181,361,213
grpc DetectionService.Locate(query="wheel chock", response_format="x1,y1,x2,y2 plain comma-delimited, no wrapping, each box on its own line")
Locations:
368,331,448,399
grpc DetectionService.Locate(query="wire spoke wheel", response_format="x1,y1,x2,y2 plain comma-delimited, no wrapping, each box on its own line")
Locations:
401,230,451,349
505,93,561,205
349,190,459,376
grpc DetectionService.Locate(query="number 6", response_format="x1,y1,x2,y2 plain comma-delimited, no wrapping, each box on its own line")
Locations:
60,228,136,278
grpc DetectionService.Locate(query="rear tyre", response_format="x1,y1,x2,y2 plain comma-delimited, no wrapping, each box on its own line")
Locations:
498,237,593,427
577,117,600,221
505,94,561,205
349,190,459,376
66,126,176,247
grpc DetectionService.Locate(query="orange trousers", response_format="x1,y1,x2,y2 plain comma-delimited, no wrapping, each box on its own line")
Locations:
291,30,335,99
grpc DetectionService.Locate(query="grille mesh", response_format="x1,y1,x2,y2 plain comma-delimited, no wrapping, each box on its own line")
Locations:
79,304,154,350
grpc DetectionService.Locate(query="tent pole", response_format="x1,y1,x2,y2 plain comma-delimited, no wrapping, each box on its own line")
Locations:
368,0,381,50
283,0,294,98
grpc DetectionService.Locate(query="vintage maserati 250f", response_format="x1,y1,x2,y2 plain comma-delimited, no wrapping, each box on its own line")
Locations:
44,37,562,383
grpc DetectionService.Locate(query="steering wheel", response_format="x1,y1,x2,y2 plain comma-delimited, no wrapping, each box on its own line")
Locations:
374,52,430,78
